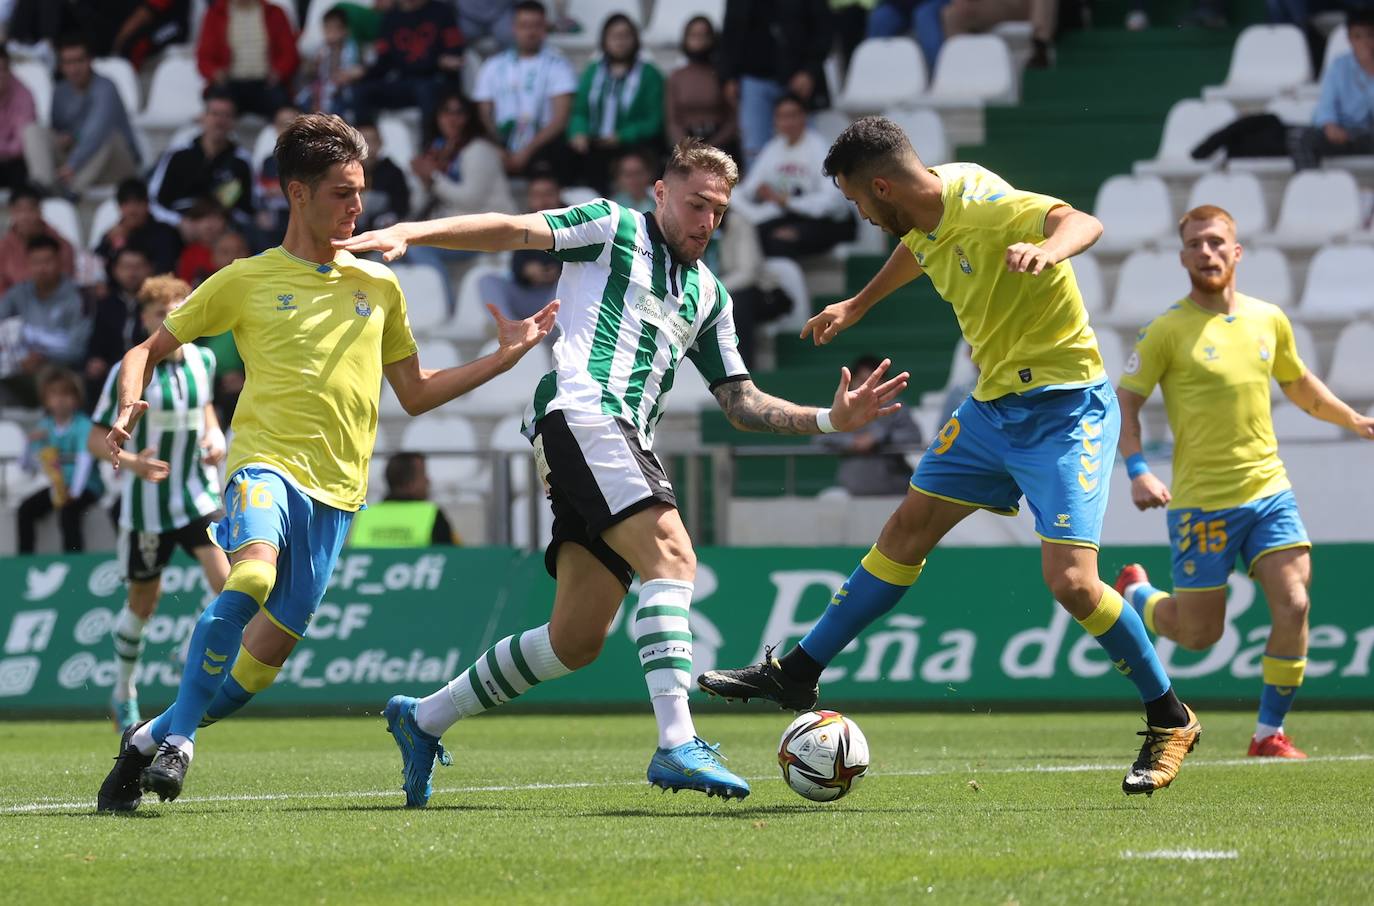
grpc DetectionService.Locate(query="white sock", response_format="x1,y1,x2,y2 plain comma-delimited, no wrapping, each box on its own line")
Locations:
633,578,697,749
111,605,148,703
131,720,157,756
415,624,571,737
163,734,194,762
1123,582,1143,605
1255,721,1283,740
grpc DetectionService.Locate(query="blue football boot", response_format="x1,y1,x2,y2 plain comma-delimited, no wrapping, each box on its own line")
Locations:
647,737,750,800
384,695,451,808
111,698,141,733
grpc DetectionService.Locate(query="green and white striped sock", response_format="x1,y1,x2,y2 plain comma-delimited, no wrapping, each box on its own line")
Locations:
634,579,697,749
111,604,147,703
414,624,570,736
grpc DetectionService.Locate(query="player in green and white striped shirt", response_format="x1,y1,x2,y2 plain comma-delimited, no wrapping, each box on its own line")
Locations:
88,275,230,732
339,139,910,805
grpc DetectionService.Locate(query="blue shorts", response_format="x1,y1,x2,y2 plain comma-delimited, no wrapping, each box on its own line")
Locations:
911,380,1119,547
213,466,354,638
1166,488,1310,590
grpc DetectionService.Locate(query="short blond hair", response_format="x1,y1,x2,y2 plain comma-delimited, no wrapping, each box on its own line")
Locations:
664,138,739,189
1178,204,1236,239
137,274,193,310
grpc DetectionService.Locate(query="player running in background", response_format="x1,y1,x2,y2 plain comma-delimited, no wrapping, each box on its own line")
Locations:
337,138,908,806
1114,205,1374,759
96,114,557,812
89,275,230,733
699,117,1202,796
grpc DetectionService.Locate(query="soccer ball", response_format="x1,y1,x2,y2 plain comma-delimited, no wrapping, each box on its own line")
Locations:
777,710,869,802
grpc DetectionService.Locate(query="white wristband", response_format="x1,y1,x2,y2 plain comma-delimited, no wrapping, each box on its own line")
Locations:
816,408,837,434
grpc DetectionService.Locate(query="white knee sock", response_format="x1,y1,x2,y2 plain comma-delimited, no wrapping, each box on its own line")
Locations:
633,578,697,750
415,624,571,737
111,605,147,703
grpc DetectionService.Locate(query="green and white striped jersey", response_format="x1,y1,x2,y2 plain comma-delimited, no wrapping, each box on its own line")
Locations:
92,345,223,533
525,199,749,448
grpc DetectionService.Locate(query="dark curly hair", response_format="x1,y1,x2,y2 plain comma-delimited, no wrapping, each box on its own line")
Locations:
822,116,916,183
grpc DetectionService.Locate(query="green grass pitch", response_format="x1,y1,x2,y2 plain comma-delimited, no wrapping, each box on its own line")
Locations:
3,711,1371,905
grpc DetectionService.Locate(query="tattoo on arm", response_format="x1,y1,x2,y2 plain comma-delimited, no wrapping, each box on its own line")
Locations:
713,380,818,435
523,228,529,245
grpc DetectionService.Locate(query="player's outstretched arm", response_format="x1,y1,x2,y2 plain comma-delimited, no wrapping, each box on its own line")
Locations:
107,327,182,467
714,359,910,435
85,423,168,482
1281,371,1374,439
333,212,555,261
1006,206,1103,275
1116,386,1171,510
802,244,923,346
384,300,559,416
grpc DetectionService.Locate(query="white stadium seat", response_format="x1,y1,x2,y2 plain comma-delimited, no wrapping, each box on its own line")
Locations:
1070,253,1105,318
40,198,80,247
761,257,810,335
400,414,484,488
837,38,927,115
252,124,278,169
12,60,52,126
87,197,120,249
1258,170,1363,250
883,107,949,164
1093,175,1174,252
811,109,852,146
643,0,724,47
1323,321,1374,402
1204,25,1312,105
93,57,141,119
1322,25,1351,79
925,35,1016,106
419,339,463,371
548,0,643,50
1094,327,1126,376
1265,94,1317,126
1135,99,1236,177
1288,320,1320,376
1295,245,1374,323
662,360,719,413
1235,246,1294,308
451,340,551,416
0,419,29,498
489,414,535,495
1186,171,1269,238
448,260,506,343
377,114,417,169
137,56,205,128
1106,250,1191,327
1269,402,1342,441
559,185,601,207
390,264,450,334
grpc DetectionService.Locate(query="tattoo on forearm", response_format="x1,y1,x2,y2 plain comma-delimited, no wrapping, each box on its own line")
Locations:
523,228,530,244
713,381,818,434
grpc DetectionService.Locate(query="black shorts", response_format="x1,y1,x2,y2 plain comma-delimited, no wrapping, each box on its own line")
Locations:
118,513,220,583
532,410,676,590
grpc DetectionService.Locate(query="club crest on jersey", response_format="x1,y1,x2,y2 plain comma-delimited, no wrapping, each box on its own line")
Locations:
354,290,372,317
954,245,973,275
275,293,296,311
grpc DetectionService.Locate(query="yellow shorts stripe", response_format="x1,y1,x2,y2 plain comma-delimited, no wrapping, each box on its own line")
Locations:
1077,586,1124,637
1262,655,1306,687
229,645,282,693
258,605,303,641
860,545,925,587
1247,542,1312,574
910,483,1019,517
1035,532,1100,550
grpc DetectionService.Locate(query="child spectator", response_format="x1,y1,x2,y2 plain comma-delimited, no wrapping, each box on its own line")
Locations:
609,149,656,213
17,367,104,553
296,5,365,117
176,198,230,286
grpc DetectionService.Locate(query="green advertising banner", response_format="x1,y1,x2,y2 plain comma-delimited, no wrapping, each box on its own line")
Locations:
1,545,1371,715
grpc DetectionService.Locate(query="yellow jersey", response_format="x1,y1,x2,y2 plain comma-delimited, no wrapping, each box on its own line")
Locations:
164,247,418,512
1118,293,1306,511
899,163,1105,401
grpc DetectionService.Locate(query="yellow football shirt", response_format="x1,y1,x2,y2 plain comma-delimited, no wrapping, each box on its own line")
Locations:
1118,293,1306,511
899,163,1105,401
164,247,418,512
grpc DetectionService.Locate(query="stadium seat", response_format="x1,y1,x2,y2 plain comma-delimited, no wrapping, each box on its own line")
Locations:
376,114,417,168
1322,25,1351,80
1288,320,1319,376
549,0,643,50
811,109,852,146
1204,25,1312,106
251,124,278,169
560,185,601,207
1134,99,1237,178
1186,171,1269,238
762,256,810,335
1270,401,1342,441
450,339,551,416
1071,253,1105,318
0,419,28,499
1265,95,1316,126
400,414,484,489
1092,175,1174,253
488,414,535,495
40,198,80,248
924,35,1016,107
510,491,554,548
1320,321,1374,402
300,0,373,56
1236,246,1293,308
1295,245,1374,323
92,58,141,120
1257,170,1363,250
379,379,407,417
137,56,205,128
447,260,506,343
643,0,724,47
419,339,463,371
663,360,719,413
837,38,927,116
12,60,52,126
391,264,450,334
1094,326,1126,375
1105,250,1190,327
87,197,120,249
883,107,949,164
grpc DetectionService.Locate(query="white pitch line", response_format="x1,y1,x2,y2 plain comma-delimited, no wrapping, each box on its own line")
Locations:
4,753,1370,816
1122,849,1239,861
